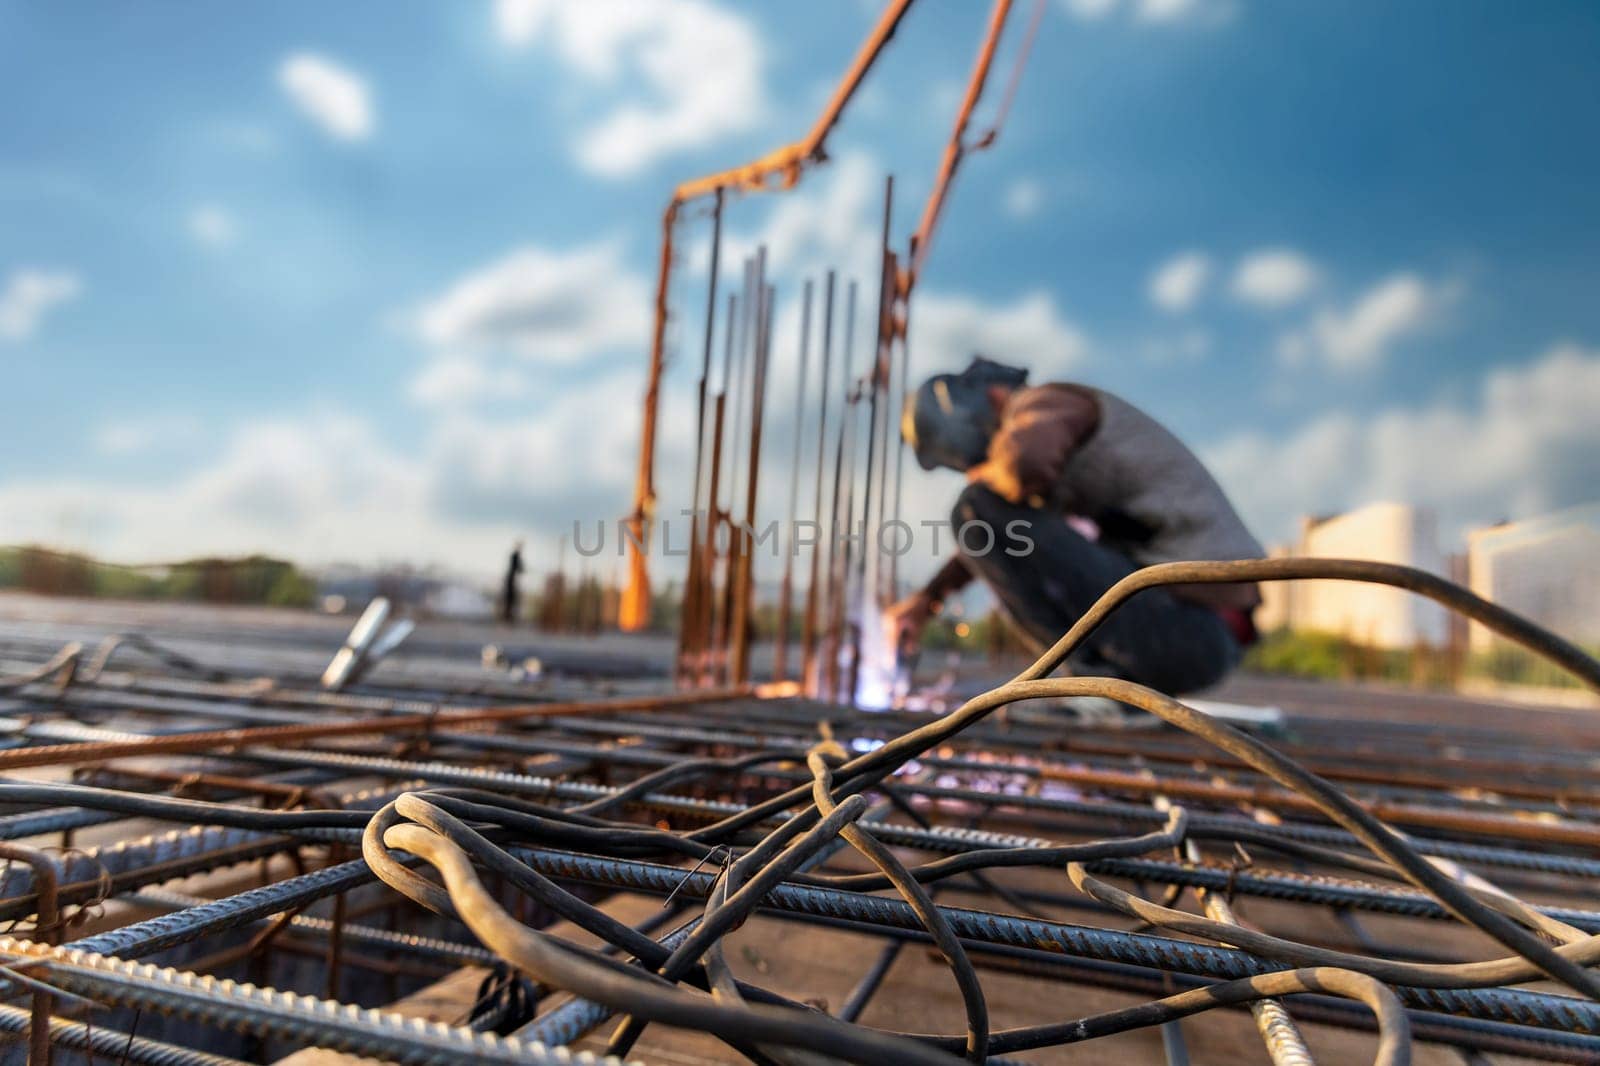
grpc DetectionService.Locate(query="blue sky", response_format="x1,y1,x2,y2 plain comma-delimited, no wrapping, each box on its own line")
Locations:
3,0,1598,582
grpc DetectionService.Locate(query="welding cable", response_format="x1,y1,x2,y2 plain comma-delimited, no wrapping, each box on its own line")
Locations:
806,744,989,1063
393,791,820,1017
682,562,1600,998
420,792,712,861
395,785,749,861
1035,558,1600,693
692,850,793,1066
686,557,1600,844
903,967,1410,1065
379,821,964,1066
1065,861,1600,990
566,750,801,817
406,681,1593,1005
796,807,1188,892
1412,850,1592,946
374,793,839,1025
858,772,1050,920
603,788,880,1056
0,782,368,831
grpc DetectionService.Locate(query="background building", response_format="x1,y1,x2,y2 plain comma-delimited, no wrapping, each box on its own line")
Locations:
1257,502,1449,649
1467,504,1600,652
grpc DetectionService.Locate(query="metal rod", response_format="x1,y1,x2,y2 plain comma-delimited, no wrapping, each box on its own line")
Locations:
730,275,774,685
678,190,725,683
849,175,895,706
824,279,861,702
774,278,814,682
800,270,837,693
696,293,738,687
716,258,758,683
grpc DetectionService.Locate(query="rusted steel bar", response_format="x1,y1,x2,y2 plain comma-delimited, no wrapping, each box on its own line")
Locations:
849,176,896,706
875,249,902,608
716,256,761,685
1182,838,1315,1066
698,294,741,687
0,842,58,1066
1039,763,1600,848
774,279,815,683
800,271,837,694
823,280,861,703
0,689,751,771
888,298,911,604
678,190,726,684
73,766,319,804
624,0,919,630
1045,734,1598,805
730,280,775,685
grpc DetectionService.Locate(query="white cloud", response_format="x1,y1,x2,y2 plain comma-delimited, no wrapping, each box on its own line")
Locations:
1003,177,1044,220
187,205,236,249
412,241,651,363
0,413,430,566
0,269,81,342
1278,273,1450,371
408,352,533,409
424,370,668,526
1060,0,1119,17
1148,251,1211,313
1141,328,1212,365
1135,0,1204,22
494,0,767,178
913,290,1089,381
1206,343,1600,546
0,389,677,578
1231,248,1318,308
1059,0,1227,24
95,415,204,457
278,52,374,142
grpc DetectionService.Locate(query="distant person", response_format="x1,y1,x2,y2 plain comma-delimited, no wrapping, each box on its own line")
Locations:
889,356,1263,696
501,541,524,625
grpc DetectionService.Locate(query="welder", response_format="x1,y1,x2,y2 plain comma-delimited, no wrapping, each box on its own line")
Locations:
889,356,1263,696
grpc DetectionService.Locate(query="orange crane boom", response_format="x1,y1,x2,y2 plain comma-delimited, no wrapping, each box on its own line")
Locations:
620,0,918,631
622,0,1035,632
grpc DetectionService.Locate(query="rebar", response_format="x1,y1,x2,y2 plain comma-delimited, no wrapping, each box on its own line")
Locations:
0,560,1593,1063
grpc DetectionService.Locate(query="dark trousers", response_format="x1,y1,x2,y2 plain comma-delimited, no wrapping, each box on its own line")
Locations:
952,484,1239,695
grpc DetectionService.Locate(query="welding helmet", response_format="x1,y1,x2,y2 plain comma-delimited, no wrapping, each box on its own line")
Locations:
901,356,1029,472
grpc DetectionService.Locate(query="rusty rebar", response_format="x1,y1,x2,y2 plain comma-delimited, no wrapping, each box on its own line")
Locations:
774,278,815,683
730,278,775,685
800,270,838,693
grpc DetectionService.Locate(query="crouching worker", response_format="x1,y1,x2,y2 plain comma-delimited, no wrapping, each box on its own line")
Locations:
889,356,1263,696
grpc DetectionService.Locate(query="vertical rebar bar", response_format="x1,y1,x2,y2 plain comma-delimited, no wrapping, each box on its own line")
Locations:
696,292,738,686
774,279,814,683
730,274,773,685
678,190,724,684
848,175,895,706
873,249,899,608
888,284,912,604
1184,839,1316,1065
715,259,758,683
800,271,837,693
825,280,861,702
